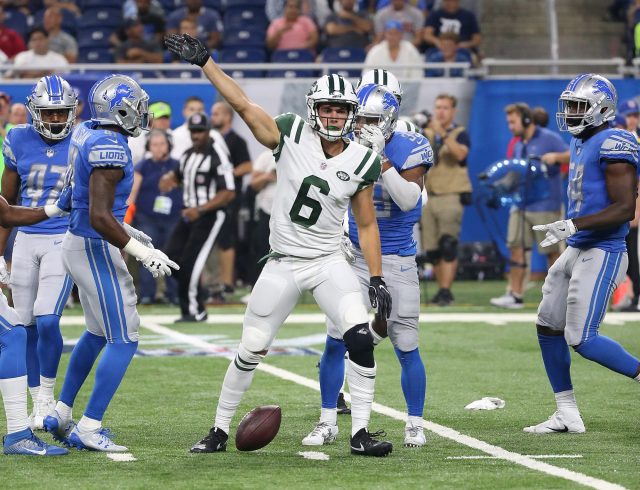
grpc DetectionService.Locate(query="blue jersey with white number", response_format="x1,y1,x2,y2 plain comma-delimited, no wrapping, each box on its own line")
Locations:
1,124,70,234
567,127,638,251
349,131,433,256
68,121,133,239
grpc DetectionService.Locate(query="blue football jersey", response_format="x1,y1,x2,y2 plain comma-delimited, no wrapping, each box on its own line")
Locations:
68,121,133,239
349,131,433,256
2,124,70,234
567,127,639,251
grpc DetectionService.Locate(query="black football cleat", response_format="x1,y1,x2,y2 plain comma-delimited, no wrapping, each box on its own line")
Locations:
190,427,228,453
337,392,351,415
350,428,393,457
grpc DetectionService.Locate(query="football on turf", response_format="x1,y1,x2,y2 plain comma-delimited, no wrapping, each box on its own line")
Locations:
235,405,282,451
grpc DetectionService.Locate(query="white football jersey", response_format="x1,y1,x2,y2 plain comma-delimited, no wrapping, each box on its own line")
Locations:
269,113,381,258
396,119,420,133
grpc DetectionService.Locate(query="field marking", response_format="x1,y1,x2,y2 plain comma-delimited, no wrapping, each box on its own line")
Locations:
140,320,626,490
106,453,137,462
297,451,330,461
447,455,583,460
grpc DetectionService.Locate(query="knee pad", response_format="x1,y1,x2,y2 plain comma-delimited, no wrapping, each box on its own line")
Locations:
236,343,265,369
424,250,441,264
438,234,458,262
343,323,374,368
240,323,273,353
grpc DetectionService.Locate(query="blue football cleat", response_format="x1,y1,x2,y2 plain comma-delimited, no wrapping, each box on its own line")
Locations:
43,411,76,445
3,428,69,456
68,426,128,452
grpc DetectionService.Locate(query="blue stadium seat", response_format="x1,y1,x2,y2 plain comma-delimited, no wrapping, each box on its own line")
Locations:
4,9,28,39
223,6,268,30
269,49,317,78
80,8,123,28
81,0,124,9
222,0,266,7
320,47,366,77
78,48,114,63
220,47,266,78
202,0,223,11
157,0,178,13
223,27,266,48
77,27,113,49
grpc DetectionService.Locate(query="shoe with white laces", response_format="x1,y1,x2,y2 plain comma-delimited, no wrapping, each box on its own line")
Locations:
523,409,586,434
3,428,68,456
67,426,128,452
30,398,56,430
490,294,524,309
302,422,339,446
43,410,76,445
404,424,426,447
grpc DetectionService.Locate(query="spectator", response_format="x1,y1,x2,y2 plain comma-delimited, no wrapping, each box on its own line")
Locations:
266,0,332,27
12,27,68,78
166,0,223,50
160,112,236,322
420,93,471,306
115,18,163,64
425,32,473,77
423,0,481,53
373,0,424,46
128,130,182,305
116,0,166,45
363,19,423,79
532,106,549,127
266,0,319,53
7,103,27,126
42,6,78,63
0,7,26,59
490,103,569,309
323,0,373,50
374,0,429,13
249,150,277,284
209,101,252,296
619,98,640,139
171,96,206,161
71,86,85,125
129,101,173,164
41,0,81,17
0,92,11,178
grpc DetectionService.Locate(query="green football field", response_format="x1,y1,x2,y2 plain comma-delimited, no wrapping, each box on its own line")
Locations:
3,281,640,489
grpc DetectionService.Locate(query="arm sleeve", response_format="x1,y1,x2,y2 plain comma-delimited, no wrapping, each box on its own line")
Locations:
382,167,421,212
456,129,471,148
87,134,129,168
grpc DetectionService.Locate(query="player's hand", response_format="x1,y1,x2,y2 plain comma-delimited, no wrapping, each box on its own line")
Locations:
0,257,10,284
368,276,392,319
164,33,210,67
359,124,386,155
122,223,153,248
340,234,355,264
533,219,577,247
140,248,180,278
44,184,72,217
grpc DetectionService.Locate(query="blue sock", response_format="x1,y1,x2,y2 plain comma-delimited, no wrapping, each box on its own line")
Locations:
84,342,138,421
394,347,426,417
537,333,573,393
319,336,347,409
0,327,27,379
36,315,63,379
59,331,106,408
574,335,640,378
24,325,39,388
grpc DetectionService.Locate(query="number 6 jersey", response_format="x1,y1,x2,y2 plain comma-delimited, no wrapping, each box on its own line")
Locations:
270,113,381,259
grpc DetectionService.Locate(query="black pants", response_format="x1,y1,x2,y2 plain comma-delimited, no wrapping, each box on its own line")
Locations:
626,227,640,300
249,209,271,285
165,211,226,317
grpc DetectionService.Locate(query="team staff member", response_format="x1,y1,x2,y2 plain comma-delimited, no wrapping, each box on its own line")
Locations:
160,112,235,322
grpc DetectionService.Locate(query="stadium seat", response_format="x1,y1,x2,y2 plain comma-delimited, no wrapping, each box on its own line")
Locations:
157,0,178,13
80,8,123,28
77,27,113,49
269,49,317,78
78,48,114,63
222,0,266,7
223,27,266,48
220,47,266,78
80,0,124,9
202,0,223,11
4,9,28,39
223,6,268,30
320,47,366,77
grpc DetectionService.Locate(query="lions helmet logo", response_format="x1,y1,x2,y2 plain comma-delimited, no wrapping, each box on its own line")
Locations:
592,79,614,102
106,83,135,111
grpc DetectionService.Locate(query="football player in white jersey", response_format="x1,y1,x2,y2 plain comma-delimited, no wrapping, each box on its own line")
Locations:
166,33,394,457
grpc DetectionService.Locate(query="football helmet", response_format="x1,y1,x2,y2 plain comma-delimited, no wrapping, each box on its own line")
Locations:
556,73,617,136
26,75,77,140
88,74,151,137
306,74,358,142
355,83,399,141
357,69,403,106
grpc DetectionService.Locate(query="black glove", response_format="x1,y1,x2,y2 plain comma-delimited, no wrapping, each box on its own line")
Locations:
164,33,210,67
368,276,392,319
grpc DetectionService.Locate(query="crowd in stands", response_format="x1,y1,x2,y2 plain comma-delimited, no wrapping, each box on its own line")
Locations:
0,0,482,78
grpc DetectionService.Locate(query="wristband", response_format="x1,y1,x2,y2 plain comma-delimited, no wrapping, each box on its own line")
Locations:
123,237,150,260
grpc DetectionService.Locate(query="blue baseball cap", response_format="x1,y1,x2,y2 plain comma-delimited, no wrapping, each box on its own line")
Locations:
611,113,626,128
618,98,639,116
384,19,403,32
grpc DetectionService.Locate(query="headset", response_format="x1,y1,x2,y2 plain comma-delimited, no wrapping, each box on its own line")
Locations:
514,102,532,128
145,129,174,155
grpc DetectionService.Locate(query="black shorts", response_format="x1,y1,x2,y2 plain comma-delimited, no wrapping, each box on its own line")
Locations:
217,204,238,250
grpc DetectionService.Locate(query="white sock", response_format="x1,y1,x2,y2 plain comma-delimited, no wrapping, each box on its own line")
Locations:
555,389,578,411
346,359,376,436
77,415,101,433
320,408,337,426
38,376,56,402
214,345,264,434
28,386,39,404
0,375,30,434
634,373,640,383
407,415,424,428
55,401,72,421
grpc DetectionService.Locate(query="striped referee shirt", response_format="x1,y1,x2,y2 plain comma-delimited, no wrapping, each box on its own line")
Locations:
178,133,235,208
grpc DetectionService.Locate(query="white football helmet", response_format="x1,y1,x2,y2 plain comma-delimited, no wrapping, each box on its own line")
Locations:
556,73,617,136
27,75,77,140
306,74,358,141
88,74,152,137
358,69,403,106
355,83,399,141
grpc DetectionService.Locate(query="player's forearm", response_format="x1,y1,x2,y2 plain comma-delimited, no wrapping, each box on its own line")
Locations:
358,224,383,277
90,211,131,248
0,205,47,228
573,202,636,231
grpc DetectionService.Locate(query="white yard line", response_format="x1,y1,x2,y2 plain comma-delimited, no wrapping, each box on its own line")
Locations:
106,452,137,462
447,455,583,460
139,319,626,490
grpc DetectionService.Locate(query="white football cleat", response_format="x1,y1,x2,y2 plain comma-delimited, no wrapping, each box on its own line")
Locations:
490,294,524,309
302,422,339,446
523,409,586,434
404,424,426,447
68,426,128,452
30,399,56,430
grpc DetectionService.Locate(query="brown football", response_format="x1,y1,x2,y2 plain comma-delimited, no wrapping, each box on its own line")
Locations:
235,405,282,451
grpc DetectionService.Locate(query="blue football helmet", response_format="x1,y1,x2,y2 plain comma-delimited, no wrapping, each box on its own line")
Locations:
556,73,617,136
477,158,550,208
26,75,77,140
355,83,400,142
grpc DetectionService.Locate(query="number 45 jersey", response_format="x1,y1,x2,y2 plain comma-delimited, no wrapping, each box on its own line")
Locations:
2,124,70,234
270,113,381,259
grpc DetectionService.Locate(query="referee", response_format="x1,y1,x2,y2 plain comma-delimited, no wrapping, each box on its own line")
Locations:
160,112,235,322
